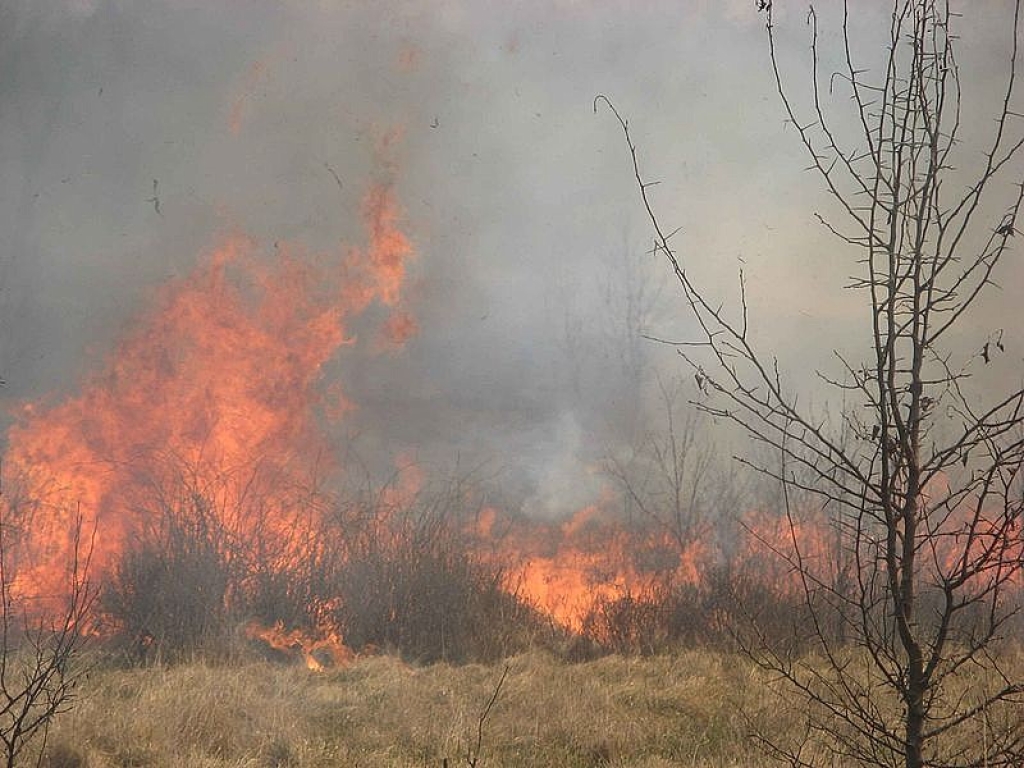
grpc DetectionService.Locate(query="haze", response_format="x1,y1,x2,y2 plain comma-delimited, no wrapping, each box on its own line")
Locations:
2,1,1021,517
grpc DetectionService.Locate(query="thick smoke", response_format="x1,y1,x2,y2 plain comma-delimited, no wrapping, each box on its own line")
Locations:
1,1,1022,517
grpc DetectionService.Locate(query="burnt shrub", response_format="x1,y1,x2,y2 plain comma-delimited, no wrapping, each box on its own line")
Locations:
580,589,671,656
100,457,348,663
332,543,516,663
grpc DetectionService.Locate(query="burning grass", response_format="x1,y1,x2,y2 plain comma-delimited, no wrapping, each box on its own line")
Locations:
3,116,1021,767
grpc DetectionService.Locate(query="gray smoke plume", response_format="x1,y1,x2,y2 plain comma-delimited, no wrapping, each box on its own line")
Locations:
2,1,1021,516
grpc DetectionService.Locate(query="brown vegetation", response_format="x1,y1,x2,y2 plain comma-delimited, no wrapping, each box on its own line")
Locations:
35,649,791,768
33,645,1024,768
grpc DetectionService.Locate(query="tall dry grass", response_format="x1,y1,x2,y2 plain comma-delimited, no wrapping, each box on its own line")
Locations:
36,643,1024,768
39,649,782,768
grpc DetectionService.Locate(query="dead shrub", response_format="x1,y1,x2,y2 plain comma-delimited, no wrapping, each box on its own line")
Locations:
101,492,236,662
101,464,542,665
328,484,537,663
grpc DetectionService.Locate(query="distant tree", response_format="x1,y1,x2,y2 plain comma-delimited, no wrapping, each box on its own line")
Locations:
601,1,1024,765
605,375,727,550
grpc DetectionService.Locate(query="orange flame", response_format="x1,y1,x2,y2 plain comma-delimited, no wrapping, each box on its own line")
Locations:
228,59,269,136
473,504,710,632
245,621,354,671
2,170,416,612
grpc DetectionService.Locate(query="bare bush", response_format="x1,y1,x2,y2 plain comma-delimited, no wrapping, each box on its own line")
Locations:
580,588,672,656
102,491,235,661
0,507,94,768
101,459,541,665
329,478,538,663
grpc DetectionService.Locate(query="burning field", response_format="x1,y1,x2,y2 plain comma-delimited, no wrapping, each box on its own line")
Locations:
0,154,569,649
0,151,1016,667
0,140,855,669
5,4,1024,767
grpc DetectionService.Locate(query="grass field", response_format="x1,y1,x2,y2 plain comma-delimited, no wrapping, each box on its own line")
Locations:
36,641,1024,768
38,648,789,768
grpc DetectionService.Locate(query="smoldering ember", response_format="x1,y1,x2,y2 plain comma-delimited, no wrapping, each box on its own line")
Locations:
2,2,1024,768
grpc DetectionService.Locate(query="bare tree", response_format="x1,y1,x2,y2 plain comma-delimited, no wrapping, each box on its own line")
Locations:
600,1,1024,766
0,506,94,768
558,240,664,445
605,376,714,549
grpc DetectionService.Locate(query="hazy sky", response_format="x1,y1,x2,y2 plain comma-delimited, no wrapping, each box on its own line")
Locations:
2,1,1022,516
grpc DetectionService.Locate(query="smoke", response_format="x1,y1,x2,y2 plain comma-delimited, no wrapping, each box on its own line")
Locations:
1,1,1022,517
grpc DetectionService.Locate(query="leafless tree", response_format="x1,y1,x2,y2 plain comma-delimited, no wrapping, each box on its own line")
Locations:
558,240,665,444
600,1,1024,765
606,374,720,548
0,505,94,768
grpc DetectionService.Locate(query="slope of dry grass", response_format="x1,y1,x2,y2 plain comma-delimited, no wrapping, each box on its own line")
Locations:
38,649,783,768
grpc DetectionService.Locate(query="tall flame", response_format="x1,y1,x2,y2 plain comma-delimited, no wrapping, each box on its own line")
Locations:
2,175,415,612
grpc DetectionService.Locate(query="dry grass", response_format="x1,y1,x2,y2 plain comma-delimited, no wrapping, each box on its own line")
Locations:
37,649,783,768
36,644,1024,768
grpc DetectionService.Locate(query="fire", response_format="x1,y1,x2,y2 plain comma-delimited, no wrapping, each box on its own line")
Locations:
228,59,270,136
380,310,418,346
244,621,354,671
2,134,1017,655
738,507,844,598
474,504,710,632
1,164,416,629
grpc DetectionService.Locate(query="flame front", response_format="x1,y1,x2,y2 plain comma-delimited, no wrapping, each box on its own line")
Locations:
2,159,1019,656
471,504,709,633
2,173,414,629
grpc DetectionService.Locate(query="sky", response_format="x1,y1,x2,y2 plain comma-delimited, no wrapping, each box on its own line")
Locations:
2,1,1022,518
